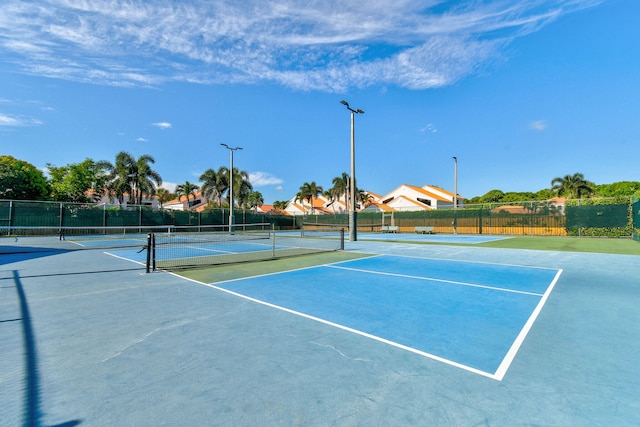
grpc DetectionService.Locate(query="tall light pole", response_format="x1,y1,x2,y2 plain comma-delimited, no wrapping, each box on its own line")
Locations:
221,143,242,233
340,100,364,242
453,156,458,235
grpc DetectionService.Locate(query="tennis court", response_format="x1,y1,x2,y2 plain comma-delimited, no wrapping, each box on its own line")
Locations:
204,254,560,380
2,232,639,425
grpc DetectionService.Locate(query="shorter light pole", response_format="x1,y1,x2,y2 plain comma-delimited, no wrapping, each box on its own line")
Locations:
221,143,242,233
340,100,364,242
453,156,458,235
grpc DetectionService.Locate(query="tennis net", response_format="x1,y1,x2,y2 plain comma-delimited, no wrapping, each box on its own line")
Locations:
0,225,166,253
149,226,345,270
0,224,273,253
301,222,383,234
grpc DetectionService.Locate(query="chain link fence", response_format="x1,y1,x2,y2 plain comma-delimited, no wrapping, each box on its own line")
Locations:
1,198,637,238
633,197,640,242
0,200,297,230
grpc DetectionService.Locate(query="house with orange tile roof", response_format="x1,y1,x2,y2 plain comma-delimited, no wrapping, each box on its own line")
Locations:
284,194,337,216
255,204,290,215
163,191,208,211
94,183,462,215
283,192,356,216
282,184,462,215
362,184,463,212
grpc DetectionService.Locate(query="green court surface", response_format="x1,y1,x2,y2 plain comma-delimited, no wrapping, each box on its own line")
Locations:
477,235,640,255
355,232,640,256
2,238,639,426
179,250,373,283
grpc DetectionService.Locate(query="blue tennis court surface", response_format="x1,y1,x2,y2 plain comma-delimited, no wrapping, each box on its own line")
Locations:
70,238,147,248
4,238,640,425
207,254,561,380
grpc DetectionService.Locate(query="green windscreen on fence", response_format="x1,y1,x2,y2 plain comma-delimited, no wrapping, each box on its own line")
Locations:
1,198,636,238
565,204,629,228
633,198,640,242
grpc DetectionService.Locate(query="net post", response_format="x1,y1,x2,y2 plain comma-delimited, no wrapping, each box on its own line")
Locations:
340,228,345,250
146,233,152,273
272,223,276,258
152,233,156,272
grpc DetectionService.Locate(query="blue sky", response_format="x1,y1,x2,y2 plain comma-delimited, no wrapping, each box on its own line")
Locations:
1,0,638,204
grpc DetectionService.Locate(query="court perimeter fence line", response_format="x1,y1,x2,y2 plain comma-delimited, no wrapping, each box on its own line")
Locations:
1,197,639,239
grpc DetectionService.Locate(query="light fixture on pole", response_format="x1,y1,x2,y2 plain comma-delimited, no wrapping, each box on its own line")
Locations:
340,100,364,242
453,156,458,235
221,143,243,233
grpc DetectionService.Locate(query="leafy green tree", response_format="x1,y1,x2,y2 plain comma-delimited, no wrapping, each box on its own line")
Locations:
47,158,111,202
479,189,505,203
594,181,640,198
176,181,200,207
551,173,594,199
199,167,229,207
534,188,555,200
501,192,535,203
295,181,323,214
0,156,50,200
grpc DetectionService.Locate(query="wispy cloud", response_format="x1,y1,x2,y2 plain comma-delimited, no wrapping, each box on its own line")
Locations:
161,181,178,192
152,122,172,129
529,120,547,131
136,137,148,142
0,113,21,126
0,113,42,127
419,123,438,133
250,171,283,187
0,1,604,91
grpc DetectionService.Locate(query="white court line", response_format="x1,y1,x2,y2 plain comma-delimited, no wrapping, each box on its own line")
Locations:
175,273,500,380
348,251,561,271
104,252,146,267
158,256,560,381
327,264,545,297
493,268,563,381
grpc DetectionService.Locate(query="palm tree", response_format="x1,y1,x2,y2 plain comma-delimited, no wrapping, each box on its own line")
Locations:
155,188,173,208
90,160,114,202
176,181,200,207
199,167,229,207
331,172,350,206
323,189,338,214
107,152,162,205
357,189,373,209
551,173,594,199
246,191,264,212
273,200,289,213
229,168,253,209
295,181,323,215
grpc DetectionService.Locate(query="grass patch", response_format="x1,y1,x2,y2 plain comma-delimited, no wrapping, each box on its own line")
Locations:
176,250,373,284
477,236,640,255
